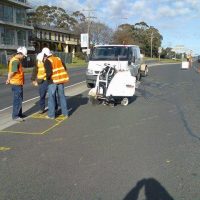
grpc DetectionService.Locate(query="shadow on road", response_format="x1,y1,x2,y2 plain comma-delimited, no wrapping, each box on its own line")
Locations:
23,101,41,116
23,94,88,117
68,94,88,116
123,178,174,200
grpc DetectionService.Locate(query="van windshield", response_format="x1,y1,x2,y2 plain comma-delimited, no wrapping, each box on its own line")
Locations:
90,46,129,61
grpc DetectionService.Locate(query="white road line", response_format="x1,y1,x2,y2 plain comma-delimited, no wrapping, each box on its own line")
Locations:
0,81,86,112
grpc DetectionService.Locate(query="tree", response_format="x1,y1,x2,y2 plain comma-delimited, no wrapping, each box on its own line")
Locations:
112,24,135,44
71,11,86,23
160,47,174,59
90,22,113,45
73,21,113,46
111,21,163,57
28,5,85,30
132,23,163,57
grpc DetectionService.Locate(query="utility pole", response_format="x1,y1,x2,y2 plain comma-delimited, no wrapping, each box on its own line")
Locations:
150,32,153,58
115,16,128,30
82,9,96,55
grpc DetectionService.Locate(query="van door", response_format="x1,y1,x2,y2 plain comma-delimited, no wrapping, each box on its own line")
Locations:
128,47,137,76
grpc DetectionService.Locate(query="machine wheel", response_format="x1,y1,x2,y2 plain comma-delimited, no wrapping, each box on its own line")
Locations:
87,83,95,88
121,98,129,106
141,66,148,77
89,96,100,105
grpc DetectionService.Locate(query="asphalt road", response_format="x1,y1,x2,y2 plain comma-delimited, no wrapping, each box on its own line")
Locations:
0,67,87,110
0,62,200,200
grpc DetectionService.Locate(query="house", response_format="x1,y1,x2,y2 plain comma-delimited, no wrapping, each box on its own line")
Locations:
32,25,80,55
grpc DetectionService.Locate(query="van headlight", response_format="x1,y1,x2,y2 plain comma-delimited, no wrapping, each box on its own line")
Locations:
87,69,94,75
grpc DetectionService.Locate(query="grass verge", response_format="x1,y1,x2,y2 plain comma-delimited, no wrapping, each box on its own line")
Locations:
144,57,182,63
0,58,87,76
0,64,7,76
66,57,87,68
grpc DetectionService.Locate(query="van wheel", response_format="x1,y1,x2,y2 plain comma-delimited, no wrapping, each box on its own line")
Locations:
136,71,141,81
121,98,129,106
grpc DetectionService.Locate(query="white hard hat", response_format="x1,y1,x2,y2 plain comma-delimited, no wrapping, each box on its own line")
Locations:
36,52,44,62
42,47,52,57
17,46,27,57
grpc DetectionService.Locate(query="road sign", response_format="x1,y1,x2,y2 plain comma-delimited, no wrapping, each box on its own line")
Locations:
80,33,89,48
158,47,162,54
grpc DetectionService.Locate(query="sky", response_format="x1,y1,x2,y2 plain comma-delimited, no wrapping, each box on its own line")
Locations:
29,0,200,55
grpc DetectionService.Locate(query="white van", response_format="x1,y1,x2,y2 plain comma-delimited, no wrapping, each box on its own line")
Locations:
86,45,148,88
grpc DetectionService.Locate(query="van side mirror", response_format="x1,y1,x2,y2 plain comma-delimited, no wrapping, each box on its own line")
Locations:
128,58,131,65
132,56,135,63
128,56,135,65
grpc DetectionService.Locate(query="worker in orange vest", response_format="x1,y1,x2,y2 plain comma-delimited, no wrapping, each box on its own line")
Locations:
6,47,27,122
31,52,48,114
42,47,69,119
187,53,192,68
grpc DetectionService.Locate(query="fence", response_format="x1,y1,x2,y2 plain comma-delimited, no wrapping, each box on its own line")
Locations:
0,51,8,66
0,51,72,67
54,52,72,64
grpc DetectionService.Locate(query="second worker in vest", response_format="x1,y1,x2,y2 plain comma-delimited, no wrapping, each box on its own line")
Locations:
42,47,69,119
31,52,48,114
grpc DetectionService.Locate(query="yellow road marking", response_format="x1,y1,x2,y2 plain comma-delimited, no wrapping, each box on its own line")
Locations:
0,147,11,152
0,130,43,135
0,115,68,135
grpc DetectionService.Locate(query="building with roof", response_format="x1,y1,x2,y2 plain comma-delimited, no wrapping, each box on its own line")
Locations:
32,25,80,55
0,0,35,54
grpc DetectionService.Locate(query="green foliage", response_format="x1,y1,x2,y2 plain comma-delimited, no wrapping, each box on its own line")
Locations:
66,57,87,67
28,5,85,30
112,24,135,45
0,64,6,69
112,21,163,57
74,52,86,60
0,64,7,76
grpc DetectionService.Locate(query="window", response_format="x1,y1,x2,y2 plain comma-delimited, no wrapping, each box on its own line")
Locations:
16,8,26,25
36,31,40,38
44,32,47,39
17,30,26,46
91,46,129,61
0,5,13,22
0,26,15,45
18,0,27,3
49,32,51,40
0,5,3,20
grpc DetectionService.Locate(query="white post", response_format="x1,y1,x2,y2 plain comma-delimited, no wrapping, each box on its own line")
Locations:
150,32,153,58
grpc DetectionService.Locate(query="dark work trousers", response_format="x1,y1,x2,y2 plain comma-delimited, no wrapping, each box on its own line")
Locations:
12,85,23,119
38,80,48,111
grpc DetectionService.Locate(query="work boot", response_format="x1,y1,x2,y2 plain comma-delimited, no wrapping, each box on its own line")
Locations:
13,117,25,122
38,110,45,114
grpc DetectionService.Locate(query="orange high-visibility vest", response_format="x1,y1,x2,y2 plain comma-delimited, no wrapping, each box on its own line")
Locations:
48,56,69,84
8,56,24,85
37,60,46,80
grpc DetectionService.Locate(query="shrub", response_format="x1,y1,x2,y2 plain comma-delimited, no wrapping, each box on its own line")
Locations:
74,52,86,60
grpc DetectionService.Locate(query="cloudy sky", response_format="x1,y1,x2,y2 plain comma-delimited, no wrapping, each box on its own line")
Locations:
29,0,200,55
